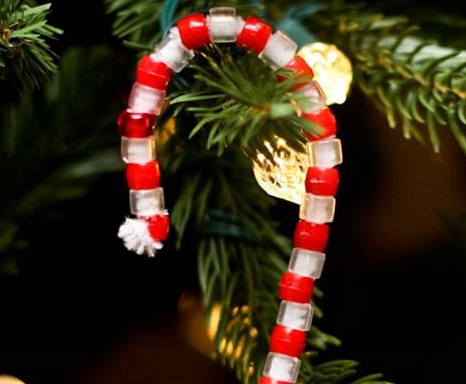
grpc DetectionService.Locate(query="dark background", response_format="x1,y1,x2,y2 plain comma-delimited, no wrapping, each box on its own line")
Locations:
1,1,466,383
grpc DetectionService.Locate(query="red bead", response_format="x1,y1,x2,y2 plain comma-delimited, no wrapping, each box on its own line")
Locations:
269,325,306,357
302,107,337,141
258,377,291,384
117,110,156,138
126,161,161,190
294,220,329,252
236,16,272,54
177,13,210,49
277,56,314,87
136,55,172,90
278,272,314,304
147,213,170,241
305,167,340,196
286,56,314,78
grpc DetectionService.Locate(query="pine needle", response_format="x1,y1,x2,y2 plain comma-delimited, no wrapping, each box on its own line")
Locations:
0,1,62,91
305,1,466,154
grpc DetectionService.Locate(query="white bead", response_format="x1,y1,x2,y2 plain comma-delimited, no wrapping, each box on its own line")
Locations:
277,301,314,331
128,83,166,115
299,193,335,224
207,7,244,43
289,248,326,279
153,27,194,72
130,188,165,217
263,353,301,383
307,138,343,168
121,136,156,164
298,81,327,113
258,31,297,69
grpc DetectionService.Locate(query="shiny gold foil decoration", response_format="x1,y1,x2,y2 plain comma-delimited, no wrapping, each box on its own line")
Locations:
298,42,353,105
253,137,307,205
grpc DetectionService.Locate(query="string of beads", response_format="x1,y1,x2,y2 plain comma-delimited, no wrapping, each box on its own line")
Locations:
116,8,343,383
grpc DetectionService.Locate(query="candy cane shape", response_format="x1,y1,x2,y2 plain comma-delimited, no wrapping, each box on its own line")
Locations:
116,7,343,382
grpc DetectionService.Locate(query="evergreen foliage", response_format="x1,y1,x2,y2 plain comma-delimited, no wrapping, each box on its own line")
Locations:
2,0,466,383
305,1,466,152
160,107,389,383
0,1,62,91
126,3,390,381
106,0,466,154
0,46,127,276
170,45,319,158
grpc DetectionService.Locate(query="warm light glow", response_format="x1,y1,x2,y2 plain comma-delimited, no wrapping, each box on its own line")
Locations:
177,292,215,356
207,304,257,361
0,376,26,384
253,137,307,205
220,334,246,359
207,303,222,341
298,42,353,105
156,116,176,152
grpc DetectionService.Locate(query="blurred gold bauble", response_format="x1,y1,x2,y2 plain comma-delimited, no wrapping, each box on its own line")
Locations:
252,43,352,203
0,376,26,384
252,137,307,205
177,291,214,356
298,42,353,105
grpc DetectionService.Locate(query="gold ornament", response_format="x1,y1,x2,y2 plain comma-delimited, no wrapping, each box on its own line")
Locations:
252,137,307,205
0,376,26,384
252,43,351,204
298,42,353,105
177,291,214,356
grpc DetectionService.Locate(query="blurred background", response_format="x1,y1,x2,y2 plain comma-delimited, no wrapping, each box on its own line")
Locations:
1,1,466,384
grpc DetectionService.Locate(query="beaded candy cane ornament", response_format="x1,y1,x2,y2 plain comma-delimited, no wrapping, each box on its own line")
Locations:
116,7,343,383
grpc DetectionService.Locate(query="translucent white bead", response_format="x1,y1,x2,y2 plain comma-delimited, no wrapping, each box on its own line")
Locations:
298,80,327,113
130,188,165,217
121,136,156,164
258,31,297,69
207,7,244,43
128,82,166,115
263,353,301,383
277,301,314,331
306,139,343,168
289,248,326,279
299,193,335,224
153,27,195,72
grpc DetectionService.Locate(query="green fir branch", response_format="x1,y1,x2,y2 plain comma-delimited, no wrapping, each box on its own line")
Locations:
105,0,165,49
161,125,388,383
170,45,319,158
0,46,128,275
105,0,214,49
158,45,386,381
0,1,62,91
305,1,466,153
108,1,390,382
105,0,260,50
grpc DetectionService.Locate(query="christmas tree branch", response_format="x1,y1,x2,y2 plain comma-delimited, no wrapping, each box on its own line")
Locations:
107,1,391,382
161,131,388,383
0,46,126,276
106,1,390,381
105,0,258,49
0,1,62,91
304,1,466,153
106,0,466,154
170,45,319,159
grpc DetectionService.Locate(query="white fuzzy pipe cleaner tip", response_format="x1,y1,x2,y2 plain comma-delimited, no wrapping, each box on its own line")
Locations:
118,218,163,257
